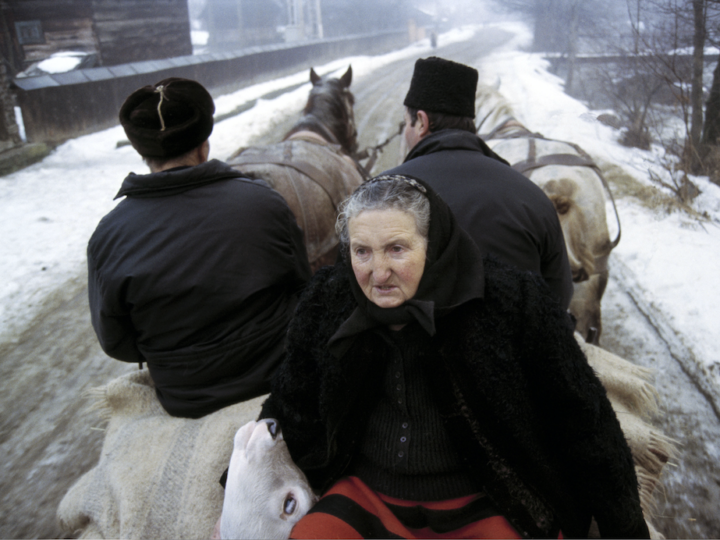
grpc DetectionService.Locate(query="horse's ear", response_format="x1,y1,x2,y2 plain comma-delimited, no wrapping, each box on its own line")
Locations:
339,66,352,88
310,68,321,85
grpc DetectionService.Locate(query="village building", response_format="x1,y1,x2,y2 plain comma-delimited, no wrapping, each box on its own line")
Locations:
0,0,192,74
199,0,322,49
0,0,403,168
0,0,193,166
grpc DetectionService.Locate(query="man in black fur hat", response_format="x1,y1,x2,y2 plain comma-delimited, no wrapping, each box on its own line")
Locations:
384,57,573,310
87,78,311,418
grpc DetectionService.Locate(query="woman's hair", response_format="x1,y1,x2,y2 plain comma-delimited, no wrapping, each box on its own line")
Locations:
336,175,431,249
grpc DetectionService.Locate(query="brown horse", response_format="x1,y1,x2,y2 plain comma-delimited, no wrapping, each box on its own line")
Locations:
475,83,621,344
227,66,365,272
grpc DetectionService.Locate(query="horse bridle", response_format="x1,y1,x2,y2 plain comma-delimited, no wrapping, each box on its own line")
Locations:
354,120,405,175
515,136,622,265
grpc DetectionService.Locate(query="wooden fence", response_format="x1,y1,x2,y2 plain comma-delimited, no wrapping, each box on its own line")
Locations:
12,31,408,145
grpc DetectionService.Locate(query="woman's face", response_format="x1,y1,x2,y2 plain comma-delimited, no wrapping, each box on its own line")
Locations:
349,209,427,309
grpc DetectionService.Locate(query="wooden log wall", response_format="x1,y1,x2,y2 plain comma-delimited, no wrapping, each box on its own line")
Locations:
0,1,24,75
21,18,98,64
91,0,192,66
3,0,97,70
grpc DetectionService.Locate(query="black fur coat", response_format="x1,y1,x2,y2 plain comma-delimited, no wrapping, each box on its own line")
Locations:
261,257,649,539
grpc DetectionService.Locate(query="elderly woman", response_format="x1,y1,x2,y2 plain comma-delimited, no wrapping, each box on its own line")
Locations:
260,174,649,539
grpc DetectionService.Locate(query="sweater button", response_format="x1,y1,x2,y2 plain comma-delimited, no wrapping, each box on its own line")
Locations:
398,451,404,458
400,436,407,443
395,372,401,378
396,384,402,391
402,422,408,429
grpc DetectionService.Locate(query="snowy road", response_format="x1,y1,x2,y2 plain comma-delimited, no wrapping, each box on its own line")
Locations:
602,265,720,538
1,25,718,539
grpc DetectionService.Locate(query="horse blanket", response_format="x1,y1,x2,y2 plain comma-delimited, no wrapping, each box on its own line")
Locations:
228,137,365,272
57,370,265,539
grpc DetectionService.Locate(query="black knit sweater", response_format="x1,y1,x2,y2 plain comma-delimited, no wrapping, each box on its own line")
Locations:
260,257,649,539
349,323,478,500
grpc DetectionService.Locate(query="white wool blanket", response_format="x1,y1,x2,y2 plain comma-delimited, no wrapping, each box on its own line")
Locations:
57,369,265,539
576,334,676,540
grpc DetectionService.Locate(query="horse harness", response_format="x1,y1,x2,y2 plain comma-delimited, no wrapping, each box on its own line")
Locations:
479,116,541,141
230,136,355,211
504,135,622,277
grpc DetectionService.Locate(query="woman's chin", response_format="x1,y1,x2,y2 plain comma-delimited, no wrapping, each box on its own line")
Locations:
371,296,404,309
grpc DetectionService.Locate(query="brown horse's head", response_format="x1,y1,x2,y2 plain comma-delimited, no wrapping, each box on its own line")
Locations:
286,66,358,156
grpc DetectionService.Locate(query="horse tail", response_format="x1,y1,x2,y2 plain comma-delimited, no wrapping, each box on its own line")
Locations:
544,179,595,283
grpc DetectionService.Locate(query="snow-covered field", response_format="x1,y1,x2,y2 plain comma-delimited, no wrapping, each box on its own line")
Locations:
1,21,718,403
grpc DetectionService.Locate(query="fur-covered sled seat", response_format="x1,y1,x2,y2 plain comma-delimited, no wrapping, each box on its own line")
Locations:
57,369,265,539
576,334,677,539
58,338,676,539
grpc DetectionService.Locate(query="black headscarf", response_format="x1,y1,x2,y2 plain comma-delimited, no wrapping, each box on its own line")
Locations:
328,174,485,357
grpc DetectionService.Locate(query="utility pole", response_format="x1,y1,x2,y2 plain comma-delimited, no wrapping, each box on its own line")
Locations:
285,0,304,42
313,0,323,39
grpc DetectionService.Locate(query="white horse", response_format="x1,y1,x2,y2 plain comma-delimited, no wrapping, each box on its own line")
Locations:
475,83,620,344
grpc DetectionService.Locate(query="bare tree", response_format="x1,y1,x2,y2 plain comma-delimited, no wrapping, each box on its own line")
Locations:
700,3,720,140
496,0,627,92
702,55,720,146
502,0,720,190
690,0,707,152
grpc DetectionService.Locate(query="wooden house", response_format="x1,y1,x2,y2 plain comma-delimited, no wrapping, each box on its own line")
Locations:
0,0,192,75
0,61,21,153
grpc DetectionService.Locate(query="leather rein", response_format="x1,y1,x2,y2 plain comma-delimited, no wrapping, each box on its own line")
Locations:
480,119,622,275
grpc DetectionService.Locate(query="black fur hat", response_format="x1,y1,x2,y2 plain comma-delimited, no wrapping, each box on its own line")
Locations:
403,57,478,118
119,77,215,159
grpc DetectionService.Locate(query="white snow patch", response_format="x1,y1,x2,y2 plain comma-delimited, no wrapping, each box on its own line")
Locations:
36,52,87,74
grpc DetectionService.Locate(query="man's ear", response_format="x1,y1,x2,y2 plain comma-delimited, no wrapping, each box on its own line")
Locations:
416,110,431,137
198,140,210,163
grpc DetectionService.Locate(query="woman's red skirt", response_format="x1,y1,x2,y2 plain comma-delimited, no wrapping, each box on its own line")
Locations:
290,476,529,539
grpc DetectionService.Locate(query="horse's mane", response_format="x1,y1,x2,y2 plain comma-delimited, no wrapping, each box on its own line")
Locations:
285,78,358,156
476,83,536,139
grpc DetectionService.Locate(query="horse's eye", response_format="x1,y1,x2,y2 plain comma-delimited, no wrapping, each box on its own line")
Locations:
284,495,297,515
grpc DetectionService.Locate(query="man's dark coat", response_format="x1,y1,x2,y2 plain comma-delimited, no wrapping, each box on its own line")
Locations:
385,129,574,309
261,257,649,539
88,159,311,418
